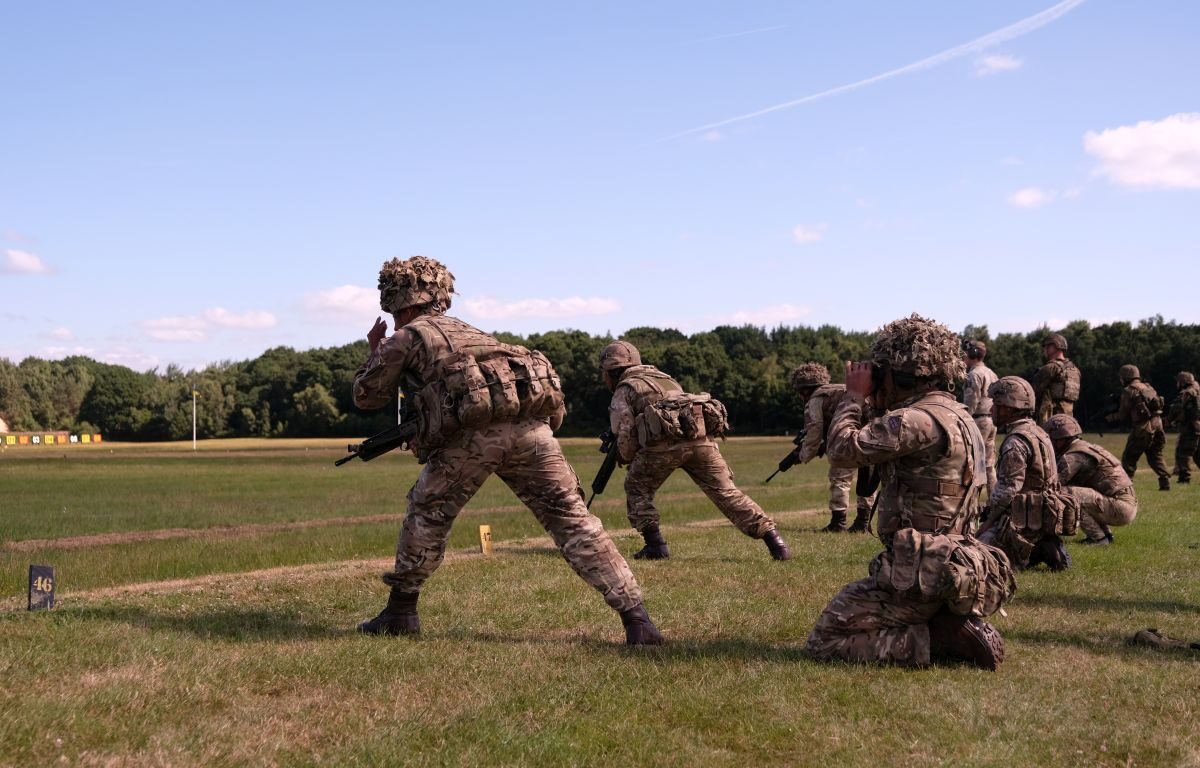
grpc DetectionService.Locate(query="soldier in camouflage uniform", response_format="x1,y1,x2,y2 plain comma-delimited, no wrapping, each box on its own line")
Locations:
790,362,876,533
1107,365,1171,491
1166,371,1200,484
600,340,792,561
805,314,1011,670
1033,333,1080,425
978,377,1077,571
1044,414,1137,546
962,341,998,496
353,256,663,645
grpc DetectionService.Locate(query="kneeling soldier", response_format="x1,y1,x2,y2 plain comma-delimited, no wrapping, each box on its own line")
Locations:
1044,414,1137,545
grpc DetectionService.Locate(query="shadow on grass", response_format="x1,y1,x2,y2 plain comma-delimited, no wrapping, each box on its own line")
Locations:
1005,626,1200,661
66,604,343,642
1014,592,1200,615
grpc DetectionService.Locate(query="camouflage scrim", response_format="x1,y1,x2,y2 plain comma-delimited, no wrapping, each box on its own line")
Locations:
378,256,456,314
869,314,966,383
791,362,831,390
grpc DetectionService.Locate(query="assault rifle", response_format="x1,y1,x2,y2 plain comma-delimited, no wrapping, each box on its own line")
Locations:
335,420,419,467
765,432,813,483
586,430,619,509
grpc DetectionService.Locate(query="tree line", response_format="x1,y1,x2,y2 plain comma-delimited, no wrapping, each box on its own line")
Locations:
1,316,1196,441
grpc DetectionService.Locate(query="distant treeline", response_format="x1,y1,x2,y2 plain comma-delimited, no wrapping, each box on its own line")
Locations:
2,316,1197,441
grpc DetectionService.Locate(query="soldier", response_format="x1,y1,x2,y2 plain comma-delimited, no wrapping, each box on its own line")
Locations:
1107,365,1171,491
1044,414,1137,546
1033,333,1080,424
978,377,1077,571
1166,371,1200,484
600,340,792,561
962,341,999,496
805,314,1012,670
789,363,876,533
352,256,664,645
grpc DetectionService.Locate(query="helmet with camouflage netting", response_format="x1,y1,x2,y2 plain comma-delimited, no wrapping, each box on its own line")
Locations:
378,256,456,314
989,376,1035,410
870,313,966,385
1044,414,1083,440
1119,364,1140,384
1043,333,1069,352
791,362,831,390
599,340,642,371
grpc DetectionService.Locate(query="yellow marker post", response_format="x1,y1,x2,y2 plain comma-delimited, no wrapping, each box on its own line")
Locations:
479,525,493,555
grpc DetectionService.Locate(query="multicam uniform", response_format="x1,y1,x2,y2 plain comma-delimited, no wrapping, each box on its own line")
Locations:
1034,358,1080,424
963,361,999,494
804,390,998,666
354,313,643,612
1058,438,1137,542
1167,375,1200,483
798,384,876,528
1116,380,1170,483
610,365,777,539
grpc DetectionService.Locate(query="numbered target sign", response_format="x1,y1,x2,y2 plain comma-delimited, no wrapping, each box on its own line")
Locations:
28,565,56,610
479,525,493,555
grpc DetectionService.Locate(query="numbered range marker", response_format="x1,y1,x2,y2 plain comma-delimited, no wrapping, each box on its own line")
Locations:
479,525,493,555
28,564,55,611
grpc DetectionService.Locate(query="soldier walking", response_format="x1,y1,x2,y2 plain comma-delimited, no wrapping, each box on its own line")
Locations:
1166,371,1200,484
1034,333,1080,424
1107,365,1171,491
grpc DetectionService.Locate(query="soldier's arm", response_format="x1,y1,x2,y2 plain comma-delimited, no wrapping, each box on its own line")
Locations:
352,327,418,410
1057,451,1086,486
826,393,938,469
795,397,827,464
1033,363,1053,393
1115,389,1133,424
986,438,1031,521
610,387,638,463
963,371,980,413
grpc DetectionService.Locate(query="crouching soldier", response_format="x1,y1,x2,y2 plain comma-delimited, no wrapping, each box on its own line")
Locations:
599,340,792,561
1044,414,1137,546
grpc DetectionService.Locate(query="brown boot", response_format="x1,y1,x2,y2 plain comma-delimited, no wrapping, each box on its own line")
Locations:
820,511,847,533
928,610,1005,670
762,530,793,561
620,604,665,646
847,508,872,534
357,588,420,636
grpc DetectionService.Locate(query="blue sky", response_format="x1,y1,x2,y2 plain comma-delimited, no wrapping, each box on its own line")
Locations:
2,1,1197,371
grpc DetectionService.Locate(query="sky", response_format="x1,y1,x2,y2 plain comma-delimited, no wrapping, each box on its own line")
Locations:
2,1,1198,372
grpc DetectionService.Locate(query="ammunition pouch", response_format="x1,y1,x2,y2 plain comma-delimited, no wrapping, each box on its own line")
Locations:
634,393,728,447
1009,488,1079,536
869,529,1015,618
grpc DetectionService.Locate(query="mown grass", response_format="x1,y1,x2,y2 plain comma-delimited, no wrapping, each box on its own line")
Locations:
1,436,1198,766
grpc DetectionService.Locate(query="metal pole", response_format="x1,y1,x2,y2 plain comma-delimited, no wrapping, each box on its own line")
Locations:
192,389,197,451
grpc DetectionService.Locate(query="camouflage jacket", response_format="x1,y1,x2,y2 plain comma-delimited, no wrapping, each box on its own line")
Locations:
987,418,1058,522
1058,439,1133,497
609,365,692,462
1035,359,1080,404
1117,381,1164,432
1167,383,1200,431
826,390,986,541
963,363,997,418
797,384,855,464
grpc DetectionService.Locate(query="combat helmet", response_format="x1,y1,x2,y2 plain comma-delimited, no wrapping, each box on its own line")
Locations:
1177,371,1195,387
870,313,966,384
1043,333,1069,352
989,376,1035,410
378,256,456,314
599,341,641,371
1044,414,1083,441
1119,364,1140,384
791,362,831,390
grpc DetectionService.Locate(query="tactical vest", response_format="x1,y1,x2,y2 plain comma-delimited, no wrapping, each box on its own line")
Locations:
1128,381,1165,424
1001,420,1078,536
619,366,729,447
617,366,683,416
877,393,985,537
1043,360,1080,402
1181,384,1200,430
1062,440,1132,496
811,384,846,434
403,315,565,458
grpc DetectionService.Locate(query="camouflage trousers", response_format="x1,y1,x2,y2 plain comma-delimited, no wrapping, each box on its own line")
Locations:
974,415,998,496
383,419,643,612
1121,426,1170,481
828,466,875,516
1174,427,1200,481
805,575,946,667
1037,399,1074,426
625,441,776,538
1070,485,1137,540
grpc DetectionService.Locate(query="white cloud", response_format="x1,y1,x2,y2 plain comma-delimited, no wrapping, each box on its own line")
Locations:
48,327,74,340
201,307,277,329
301,285,379,318
792,224,826,244
459,296,621,320
1084,113,1200,189
709,303,813,327
975,54,1023,76
141,307,275,343
1008,186,1055,208
1,249,51,274
702,130,723,142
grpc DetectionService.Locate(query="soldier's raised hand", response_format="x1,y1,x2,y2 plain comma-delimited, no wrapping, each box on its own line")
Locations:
367,316,389,353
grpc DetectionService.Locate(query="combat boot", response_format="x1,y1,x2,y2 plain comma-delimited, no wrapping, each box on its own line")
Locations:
820,510,848,533
1159,476,1171,491
633,525,670,560
1080,532,1114,546
762,530,793,561
847,508,872,534
357,588,420,636
928,610,1005,670
619,603,665,646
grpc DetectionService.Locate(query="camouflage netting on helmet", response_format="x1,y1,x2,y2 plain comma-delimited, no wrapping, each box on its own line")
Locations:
378,256,456,314
870,313,966,382
791,362,831,389
1044,414,1082,440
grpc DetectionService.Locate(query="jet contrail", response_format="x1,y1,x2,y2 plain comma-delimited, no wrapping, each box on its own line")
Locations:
660,0,1086,142
680,25,788,46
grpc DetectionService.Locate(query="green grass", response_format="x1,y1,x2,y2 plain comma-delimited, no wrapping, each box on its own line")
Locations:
1,435,1198,766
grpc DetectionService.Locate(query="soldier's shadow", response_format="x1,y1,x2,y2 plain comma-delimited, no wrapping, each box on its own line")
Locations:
1015,592,1200,615
67,604,341,642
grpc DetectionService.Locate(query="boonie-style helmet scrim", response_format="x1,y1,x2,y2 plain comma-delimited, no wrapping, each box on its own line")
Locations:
989,376,1036,410
1043,333,1069,352
599,341,641,371
1119,364,1140,384
378,256,455,314
791,362,831,390
870,313,966,385
1044,414,1083,440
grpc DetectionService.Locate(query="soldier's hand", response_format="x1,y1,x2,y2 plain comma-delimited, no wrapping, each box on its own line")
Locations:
367,316,388,353
845,361,873,399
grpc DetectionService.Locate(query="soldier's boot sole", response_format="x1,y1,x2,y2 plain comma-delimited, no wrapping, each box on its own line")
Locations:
762,531,793,561
929,611,1005,671
620,604,666,646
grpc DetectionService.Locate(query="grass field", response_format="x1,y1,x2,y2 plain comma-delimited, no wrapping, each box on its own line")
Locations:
2,435,1198,766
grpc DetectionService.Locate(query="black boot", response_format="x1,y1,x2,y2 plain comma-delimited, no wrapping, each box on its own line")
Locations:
762,530,793,561
820,511,848,533
357,588,421,635
847,508,872,534
928,609,1005,670
1159,475,1171,491
620,604,665,646
633,525,670,560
